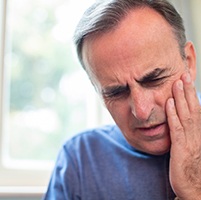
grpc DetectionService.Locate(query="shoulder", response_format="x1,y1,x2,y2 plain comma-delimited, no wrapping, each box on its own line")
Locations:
71,124,117,140
61,124,118,154
53,125,120,172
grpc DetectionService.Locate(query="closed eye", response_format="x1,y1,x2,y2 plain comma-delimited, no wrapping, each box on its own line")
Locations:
136,68,170,88
141,76,168,87
102,85,130,99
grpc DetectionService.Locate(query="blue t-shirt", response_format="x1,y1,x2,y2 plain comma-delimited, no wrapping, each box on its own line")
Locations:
43,125,175,200
43,93,201,200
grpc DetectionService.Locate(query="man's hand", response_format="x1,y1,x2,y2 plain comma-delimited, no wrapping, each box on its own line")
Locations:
166,72,201,200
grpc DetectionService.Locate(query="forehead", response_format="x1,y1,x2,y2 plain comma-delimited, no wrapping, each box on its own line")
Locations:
82,7,180,84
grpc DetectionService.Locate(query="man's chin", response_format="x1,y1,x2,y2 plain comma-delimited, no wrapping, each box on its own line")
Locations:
130,138,171,156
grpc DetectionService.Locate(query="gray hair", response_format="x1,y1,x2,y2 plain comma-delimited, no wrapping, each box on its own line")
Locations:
74,0,187,69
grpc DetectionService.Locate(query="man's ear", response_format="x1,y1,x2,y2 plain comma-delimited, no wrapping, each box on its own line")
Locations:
184,41,197,80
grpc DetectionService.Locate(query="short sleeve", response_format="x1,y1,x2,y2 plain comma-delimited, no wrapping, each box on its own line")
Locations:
43,144,80,200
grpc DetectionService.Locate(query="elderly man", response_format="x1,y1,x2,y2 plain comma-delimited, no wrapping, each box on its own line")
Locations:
44,0,201,199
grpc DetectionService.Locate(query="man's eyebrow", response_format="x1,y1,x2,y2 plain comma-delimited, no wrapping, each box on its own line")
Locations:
136,68,169,83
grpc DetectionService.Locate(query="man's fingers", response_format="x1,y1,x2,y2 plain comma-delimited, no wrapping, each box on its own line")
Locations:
172,79,190,125
181,72,200,113
166,98,184,145
167,72,201,148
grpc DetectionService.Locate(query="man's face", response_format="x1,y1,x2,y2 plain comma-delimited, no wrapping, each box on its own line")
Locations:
82,8,196,155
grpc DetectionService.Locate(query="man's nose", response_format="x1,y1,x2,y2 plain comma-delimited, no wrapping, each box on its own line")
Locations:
130,88,154,121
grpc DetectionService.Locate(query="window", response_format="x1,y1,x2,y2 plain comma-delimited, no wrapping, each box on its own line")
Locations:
0,0,113,195
0,0,201,197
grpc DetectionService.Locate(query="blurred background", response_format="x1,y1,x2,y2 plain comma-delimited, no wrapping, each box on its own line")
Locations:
0,0,200,199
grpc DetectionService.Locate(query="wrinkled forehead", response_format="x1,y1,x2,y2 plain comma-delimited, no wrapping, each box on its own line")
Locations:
82,7,179,72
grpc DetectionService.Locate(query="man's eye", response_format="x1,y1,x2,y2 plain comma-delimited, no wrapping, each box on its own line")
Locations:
102,87,130,100
143,77,166,87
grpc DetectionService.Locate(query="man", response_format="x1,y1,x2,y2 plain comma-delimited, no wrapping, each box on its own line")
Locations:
44,0,201,199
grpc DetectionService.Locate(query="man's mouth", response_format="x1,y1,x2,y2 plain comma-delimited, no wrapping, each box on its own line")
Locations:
138,123,164,130
136,122,167,138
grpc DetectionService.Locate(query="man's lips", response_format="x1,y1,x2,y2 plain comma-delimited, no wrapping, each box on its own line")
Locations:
137,122,165,130
135,122,167,138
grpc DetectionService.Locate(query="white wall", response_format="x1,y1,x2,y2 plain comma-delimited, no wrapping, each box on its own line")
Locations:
171,0,201,91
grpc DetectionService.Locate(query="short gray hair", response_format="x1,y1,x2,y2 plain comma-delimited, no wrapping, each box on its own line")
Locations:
74,0,187,69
